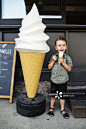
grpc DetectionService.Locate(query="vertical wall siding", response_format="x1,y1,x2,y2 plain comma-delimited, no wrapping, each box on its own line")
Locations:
0,32,2,41
68,32,86,68
1,30,86,86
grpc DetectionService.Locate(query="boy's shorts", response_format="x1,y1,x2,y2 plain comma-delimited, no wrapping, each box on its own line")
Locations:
50,81,67,99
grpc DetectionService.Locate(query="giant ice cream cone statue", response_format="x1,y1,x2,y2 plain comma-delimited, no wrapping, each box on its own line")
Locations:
15,3,50,98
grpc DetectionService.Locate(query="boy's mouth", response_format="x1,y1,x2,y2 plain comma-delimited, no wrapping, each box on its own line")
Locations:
60,50,63,51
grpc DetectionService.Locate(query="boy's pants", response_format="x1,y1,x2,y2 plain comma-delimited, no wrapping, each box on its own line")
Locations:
50,81,67,99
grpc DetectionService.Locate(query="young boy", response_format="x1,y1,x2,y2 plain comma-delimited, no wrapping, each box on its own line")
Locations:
47,36,73,119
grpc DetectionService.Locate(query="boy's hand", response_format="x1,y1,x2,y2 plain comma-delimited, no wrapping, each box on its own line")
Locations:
58,57,64,64
48,55,57,69
52,55,57,62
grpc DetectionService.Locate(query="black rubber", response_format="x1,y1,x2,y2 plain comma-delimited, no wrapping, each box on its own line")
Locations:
16,93,46,117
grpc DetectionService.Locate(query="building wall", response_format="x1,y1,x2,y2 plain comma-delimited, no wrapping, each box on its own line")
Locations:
0,27,86,86
0,0,86,88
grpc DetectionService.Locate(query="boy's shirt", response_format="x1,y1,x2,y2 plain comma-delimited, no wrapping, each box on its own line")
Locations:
49,53,73,84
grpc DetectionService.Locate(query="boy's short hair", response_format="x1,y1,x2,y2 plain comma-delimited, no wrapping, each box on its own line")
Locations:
55,36,67,46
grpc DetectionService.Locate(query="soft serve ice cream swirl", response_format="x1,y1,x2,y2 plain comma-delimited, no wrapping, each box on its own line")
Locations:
15,3,50,53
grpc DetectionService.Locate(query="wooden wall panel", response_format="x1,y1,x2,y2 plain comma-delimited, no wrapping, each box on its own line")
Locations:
68,32,86,68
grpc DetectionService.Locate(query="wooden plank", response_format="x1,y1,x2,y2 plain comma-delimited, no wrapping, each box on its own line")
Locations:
10,46,16,103
73,106,86,109
0,95,10,98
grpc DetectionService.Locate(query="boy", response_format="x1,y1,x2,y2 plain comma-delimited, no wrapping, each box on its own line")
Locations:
47,36,73,119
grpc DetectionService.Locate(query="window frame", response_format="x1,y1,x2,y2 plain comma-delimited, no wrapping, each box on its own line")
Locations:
0,0,66,25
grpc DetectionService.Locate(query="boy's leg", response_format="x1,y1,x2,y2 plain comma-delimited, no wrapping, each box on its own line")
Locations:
49,81,57,111
60,98,65,111
58,82,68,118
60,98,69,118
49,97,56,111
48,81,57,116
47,97,56,116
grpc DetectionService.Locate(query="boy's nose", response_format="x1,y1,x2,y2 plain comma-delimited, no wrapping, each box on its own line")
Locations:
61,46,63,49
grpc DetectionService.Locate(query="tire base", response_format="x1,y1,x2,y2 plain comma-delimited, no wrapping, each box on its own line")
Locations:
16,93,46,117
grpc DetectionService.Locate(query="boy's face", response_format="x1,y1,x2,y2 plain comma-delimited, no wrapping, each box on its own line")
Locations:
55,40,67,53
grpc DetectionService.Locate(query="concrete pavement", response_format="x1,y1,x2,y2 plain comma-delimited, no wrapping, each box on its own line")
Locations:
0,97,86,129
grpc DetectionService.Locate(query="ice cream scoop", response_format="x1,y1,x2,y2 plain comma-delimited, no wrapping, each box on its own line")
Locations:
59,51,63,57
58,51,63,65
15,3,50,53
15,3,50,98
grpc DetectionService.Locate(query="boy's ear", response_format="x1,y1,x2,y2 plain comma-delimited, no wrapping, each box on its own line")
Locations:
55,46,57,50
66,46,67,50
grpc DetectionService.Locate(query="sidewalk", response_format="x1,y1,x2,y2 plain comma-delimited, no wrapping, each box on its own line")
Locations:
0,97,86,129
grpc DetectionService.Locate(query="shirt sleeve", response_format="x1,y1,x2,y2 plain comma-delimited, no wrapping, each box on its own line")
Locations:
48,55,55,64
66,55,73,67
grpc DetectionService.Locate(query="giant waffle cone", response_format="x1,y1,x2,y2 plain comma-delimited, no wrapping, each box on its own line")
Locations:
19,52,45,98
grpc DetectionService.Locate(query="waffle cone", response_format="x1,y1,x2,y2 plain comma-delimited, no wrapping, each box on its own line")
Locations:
19,52,45,98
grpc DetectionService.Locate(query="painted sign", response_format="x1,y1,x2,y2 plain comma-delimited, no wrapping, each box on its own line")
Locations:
0,42,16,103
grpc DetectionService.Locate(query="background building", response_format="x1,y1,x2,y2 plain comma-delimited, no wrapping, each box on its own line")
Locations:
0,0,86,87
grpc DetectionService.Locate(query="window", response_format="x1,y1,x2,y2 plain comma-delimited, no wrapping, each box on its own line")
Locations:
1,0,26,19
25,0,62,19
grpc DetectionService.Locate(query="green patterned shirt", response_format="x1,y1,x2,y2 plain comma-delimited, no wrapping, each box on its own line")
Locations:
49,53,73,84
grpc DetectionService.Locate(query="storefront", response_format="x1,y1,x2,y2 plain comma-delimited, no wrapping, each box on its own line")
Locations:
0,0,86,86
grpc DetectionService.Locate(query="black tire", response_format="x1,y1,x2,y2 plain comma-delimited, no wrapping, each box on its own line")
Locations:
16,93,46,117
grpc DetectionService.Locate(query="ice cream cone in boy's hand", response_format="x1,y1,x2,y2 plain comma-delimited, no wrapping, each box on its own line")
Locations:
15,3,50,98
59,51,63,65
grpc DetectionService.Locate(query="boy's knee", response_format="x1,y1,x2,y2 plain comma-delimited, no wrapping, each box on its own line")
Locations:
51,97,56,100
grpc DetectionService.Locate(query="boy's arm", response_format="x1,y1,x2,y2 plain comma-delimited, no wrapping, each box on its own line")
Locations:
48,55,57,69
58,57,72,72
62,61,72,72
